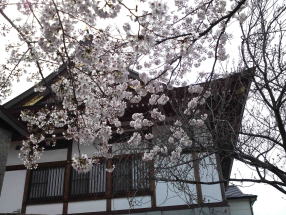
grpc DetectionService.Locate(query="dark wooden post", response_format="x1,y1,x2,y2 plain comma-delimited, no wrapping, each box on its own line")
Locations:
215,153,226,201
21,169,31,214
149,161,156,208
192,152,203,204
106,159,112,211
63,142,72,214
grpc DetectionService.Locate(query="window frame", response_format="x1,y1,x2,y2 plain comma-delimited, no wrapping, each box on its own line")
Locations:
27,165,66,204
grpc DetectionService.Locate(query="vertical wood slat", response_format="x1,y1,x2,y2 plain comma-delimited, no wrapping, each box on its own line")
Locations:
70,162,106,198
30,172,34,199
47,169,51,198
60,167,65,196
89,169,91,195
40,169,45,198
44,169,48,197
97,165,100,193
128,159,132,191
38,170,42,198
28,166,65,201
96,165,99,193
57,167,63,197
102,162,106,193
36,170,40,198
149,160,156,208
33,171,38,199
56,168,60,197
86,172,89,194
52,168,56,197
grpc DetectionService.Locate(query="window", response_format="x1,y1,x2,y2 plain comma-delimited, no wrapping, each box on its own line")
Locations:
70,162,106,198
27,155,151,203
28,166,65,202
112,156,150,195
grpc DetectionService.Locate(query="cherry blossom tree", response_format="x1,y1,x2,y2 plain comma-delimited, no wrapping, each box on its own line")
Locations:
0,0,248,168
5,0,285,202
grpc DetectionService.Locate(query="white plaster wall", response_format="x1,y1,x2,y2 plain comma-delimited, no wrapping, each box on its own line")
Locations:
156,180,197,207
6,143,22,165
153,125,199,206
112,196,151,210
38,148,67,163
155,156,198,206
199,154,223,203
26,203,63,214
6,143,67,165
0,170,26,213
112,142,135,155
72,142,97,157
228,199,253,215
68,200,106,213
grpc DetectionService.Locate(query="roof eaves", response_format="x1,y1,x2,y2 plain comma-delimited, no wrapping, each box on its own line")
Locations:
3,64,66,109
0,106,28,136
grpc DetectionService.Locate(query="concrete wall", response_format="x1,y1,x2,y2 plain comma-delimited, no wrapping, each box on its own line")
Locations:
228,199,253,215
0,170,26,213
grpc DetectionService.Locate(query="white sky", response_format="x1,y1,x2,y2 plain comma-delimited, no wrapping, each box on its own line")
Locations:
0,2,285,215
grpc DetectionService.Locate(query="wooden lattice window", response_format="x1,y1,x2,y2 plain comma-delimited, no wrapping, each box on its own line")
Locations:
27,155,151,203
112,156,150,195
70,162,106,198
28,166,65,202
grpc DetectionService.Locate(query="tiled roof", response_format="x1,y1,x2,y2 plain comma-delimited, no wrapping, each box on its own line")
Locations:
226,185,257,200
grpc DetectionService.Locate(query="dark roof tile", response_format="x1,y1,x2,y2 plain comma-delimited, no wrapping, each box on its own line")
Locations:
226,185,257,200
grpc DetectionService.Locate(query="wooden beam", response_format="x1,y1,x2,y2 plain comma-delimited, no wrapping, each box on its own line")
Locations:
63,142,73,214
215,153,226,201
192,152,203,204
106,159,112,211
6,160,67,171
149,161,156,208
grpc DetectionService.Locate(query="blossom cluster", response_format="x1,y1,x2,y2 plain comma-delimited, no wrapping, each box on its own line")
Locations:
19,134,45,169
9,0,247,171
72,154,99,173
